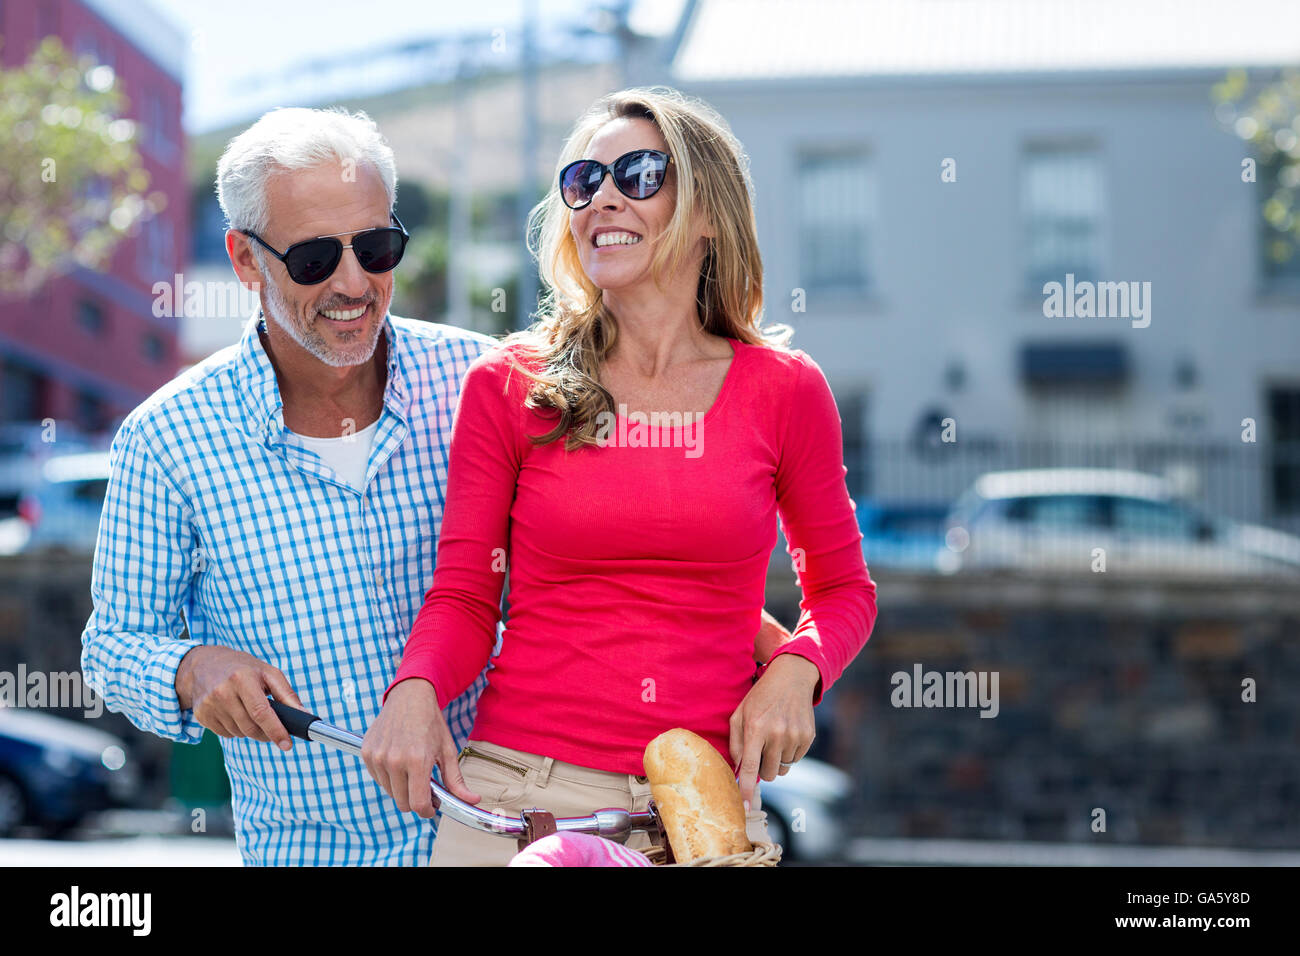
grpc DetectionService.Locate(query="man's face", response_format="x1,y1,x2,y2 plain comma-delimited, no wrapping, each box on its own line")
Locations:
246,161,394,368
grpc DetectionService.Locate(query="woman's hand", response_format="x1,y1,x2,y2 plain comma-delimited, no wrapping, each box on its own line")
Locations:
728,654,821,807
361,678,481,818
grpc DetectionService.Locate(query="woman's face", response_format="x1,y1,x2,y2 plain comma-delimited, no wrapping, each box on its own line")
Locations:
568,117,706,296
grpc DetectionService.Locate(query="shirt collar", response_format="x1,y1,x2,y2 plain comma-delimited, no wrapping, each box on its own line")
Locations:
235,311,409,444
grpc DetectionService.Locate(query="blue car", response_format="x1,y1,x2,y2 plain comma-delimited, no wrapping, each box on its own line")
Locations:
857,500,950,570
0,706,136,837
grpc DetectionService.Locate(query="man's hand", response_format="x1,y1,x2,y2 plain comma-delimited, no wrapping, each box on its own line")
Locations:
729,654,821,807
361,678,481,818
175,646,303,750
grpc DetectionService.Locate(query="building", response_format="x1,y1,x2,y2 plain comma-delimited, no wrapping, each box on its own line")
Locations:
0,0,187,434
667,0,1300,529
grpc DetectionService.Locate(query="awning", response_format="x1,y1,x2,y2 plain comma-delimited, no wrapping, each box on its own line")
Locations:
1020,341,1129,385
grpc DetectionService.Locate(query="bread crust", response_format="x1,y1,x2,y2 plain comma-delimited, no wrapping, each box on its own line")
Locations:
643,729,752,861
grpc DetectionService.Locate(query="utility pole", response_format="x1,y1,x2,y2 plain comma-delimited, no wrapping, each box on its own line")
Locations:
517,0,540,333
448,40,473,331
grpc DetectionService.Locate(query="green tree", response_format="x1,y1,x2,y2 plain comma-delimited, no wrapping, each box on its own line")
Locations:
394,180,446,235
0,37,151,296
471,272,520,336
1214,68,1300,276
392,230,449,322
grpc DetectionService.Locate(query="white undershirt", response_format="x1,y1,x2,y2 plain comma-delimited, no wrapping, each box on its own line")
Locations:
288,418,380,491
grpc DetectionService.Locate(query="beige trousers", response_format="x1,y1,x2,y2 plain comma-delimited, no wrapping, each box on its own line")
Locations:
429,738,770,866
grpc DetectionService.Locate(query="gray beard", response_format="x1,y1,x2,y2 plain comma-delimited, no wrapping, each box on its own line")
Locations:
256,249,385,368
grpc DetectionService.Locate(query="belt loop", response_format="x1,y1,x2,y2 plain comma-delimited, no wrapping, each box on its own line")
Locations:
536,756,554,788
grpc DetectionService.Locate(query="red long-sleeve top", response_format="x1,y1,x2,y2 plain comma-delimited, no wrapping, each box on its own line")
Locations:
390,337,877,774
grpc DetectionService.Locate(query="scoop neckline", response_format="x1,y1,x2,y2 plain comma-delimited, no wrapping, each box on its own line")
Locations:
611,337,742,428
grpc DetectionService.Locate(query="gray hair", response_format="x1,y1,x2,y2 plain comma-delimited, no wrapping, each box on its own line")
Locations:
215,107,397,234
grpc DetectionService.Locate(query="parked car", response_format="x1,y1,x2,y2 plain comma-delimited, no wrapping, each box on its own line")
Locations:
0,705,136,836
0,516,31,556
858,501,949,570
0,489,30,556
0,423,93,493
0,422,93,459
936,468,1300,576
758,756,852,863
14,452,111,554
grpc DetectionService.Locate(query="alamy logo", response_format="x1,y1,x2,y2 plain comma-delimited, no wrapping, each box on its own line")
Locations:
0,665,102,718
593,405,704,459
49,886,151,936
1042,273,1151,328
890,663,1000,718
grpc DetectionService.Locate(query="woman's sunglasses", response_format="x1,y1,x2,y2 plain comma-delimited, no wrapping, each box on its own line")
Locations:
558,149,672,210
243,213,409,285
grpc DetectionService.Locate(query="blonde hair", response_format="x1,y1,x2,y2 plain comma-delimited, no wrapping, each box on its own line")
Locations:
502,87,792,450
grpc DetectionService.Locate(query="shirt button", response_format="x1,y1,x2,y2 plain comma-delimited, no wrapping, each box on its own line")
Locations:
392,654,402,668
374,569,384,588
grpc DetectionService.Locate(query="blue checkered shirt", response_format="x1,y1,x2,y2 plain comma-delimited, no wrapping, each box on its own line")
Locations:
81,314,498,865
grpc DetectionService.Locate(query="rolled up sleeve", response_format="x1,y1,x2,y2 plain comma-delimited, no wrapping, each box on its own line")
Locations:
80,415,204,743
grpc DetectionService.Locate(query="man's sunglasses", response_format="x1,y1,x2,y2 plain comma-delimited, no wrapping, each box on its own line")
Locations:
243,213,409,285
558,149,672,210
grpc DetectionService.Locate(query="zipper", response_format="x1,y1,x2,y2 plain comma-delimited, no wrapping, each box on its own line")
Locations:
459,745,528,777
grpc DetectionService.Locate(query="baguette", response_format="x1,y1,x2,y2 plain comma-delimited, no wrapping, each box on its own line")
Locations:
643,728,752,862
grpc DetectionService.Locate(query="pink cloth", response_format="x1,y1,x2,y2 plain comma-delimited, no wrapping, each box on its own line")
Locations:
390,339,877,774
508,832,655,867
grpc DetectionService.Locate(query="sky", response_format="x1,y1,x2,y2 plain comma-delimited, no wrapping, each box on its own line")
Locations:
148,0,686,133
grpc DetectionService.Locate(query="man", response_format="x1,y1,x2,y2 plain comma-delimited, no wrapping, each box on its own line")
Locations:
80,107,499,865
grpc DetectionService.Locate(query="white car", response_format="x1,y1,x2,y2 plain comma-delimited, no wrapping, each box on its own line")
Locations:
936,468,1300,576
0,515,31,556
759,757,852,863
9,452,111,555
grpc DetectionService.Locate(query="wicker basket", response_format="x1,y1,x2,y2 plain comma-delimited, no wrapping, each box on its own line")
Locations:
640,840,782,867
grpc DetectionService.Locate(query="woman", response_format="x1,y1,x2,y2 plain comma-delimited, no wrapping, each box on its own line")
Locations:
363,87,877,865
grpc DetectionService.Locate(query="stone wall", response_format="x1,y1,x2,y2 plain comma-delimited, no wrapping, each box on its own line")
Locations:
6,554,1298,849
765,569,1300,849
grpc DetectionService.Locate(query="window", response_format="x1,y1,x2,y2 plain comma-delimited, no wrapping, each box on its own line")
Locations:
75,391,106,433
1269,387,1300,514
70,479,109,505
1006,495,1107,529
1111,497,1198,539
1,360,45,422
77,299,106,336
142,332,166,364
137,217,174,281
797,149,875,293
1022,144,1103,290
144,89,175,158
1258,155,1300,288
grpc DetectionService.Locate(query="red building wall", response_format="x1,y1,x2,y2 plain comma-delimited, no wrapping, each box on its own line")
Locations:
0,0,187,434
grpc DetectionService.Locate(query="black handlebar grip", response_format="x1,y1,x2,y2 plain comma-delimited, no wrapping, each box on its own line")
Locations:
268,698,321,741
